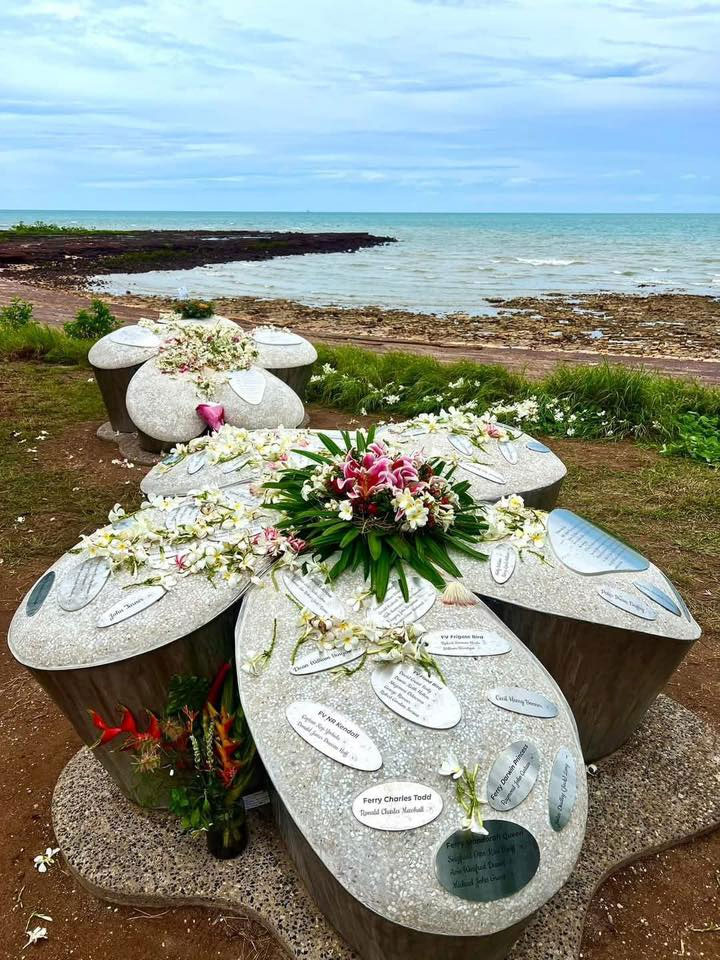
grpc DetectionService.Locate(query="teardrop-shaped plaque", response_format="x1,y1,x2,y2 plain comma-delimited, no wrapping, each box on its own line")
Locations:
286,701,382,771
228,369,266,405
220,455,251,474
435,823,540,902
448,434,474,456
57,558,111,612
548,509,649,575
253,328,304,346
460,461,506,484
370,663,461,729
490,543,517,584
487,740,540,811
289,644,365,675
26,571,55,617
186,452,206,475
165,504,201,530
109,325,161,348
548,747,577,832
424,628,511,657
488,687,558,718
499,441,518,464
282,573,346,618
352,781,443,831
526,439,551,453
634,579,682,617
96,586,166,628
369,576,436,626
598,585,657,620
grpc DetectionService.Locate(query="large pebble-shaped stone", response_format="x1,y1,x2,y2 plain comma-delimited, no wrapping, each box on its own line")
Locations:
88,326,161,370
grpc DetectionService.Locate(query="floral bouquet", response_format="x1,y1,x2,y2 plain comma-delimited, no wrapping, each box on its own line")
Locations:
265,428,487,601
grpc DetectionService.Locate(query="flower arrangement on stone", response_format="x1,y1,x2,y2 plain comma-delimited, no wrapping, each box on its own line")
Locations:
485,494,549,555
390,407,519,449
265,428,488,601
157,424,307,477
439,753,488,835
90,663,259,858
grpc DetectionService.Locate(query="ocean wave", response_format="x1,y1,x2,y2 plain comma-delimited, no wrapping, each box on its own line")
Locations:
514,257,578,266
652,267,670,273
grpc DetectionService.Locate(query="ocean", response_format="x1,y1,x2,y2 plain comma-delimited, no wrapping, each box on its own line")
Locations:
2,211,719,315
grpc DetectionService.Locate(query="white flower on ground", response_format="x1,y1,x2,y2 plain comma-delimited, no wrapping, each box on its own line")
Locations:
33,847,60,873
23,927,48,949
462,814,489,836
16,516,25,523
439,753,463,779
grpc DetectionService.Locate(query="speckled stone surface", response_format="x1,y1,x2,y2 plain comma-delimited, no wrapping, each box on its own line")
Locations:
88,327,161,370
52,694,720,960
252,328,318,369
126,360,305,443
453,518,701,643
379,425,567,506
236,572,587,936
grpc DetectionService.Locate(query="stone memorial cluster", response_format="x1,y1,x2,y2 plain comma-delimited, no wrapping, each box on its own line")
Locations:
8,338,701,960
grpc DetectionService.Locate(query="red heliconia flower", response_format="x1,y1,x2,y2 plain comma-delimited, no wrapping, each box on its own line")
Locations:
207,662,232,706
196,403,225,431
89,709,123,745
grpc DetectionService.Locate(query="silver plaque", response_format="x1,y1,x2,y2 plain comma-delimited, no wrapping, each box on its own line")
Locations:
424,628,511,657
369,576,436,626
290,644,365,675
548,509,649,575
598,585,657,621
352,780,443,832
499,441,518,464
165,503,201,530
228,369,265,405
460,461,506,484
109,325,161,348
435,822,540,903
490,543,517,584
282,572,346,618
449,434,474,456
57,558,111,612
633,579,682,617
526,439,550,453
548,747,577,832
161,451,182,467
371,663,461,729
487,740,540,811
26,571,55,617
253,329,304,346
96,585,166,628
285,701,382,771
186,452,206,475
220,455,251,475
488,687,558,719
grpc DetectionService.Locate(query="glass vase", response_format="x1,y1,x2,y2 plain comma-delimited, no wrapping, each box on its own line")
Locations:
206,808,248,860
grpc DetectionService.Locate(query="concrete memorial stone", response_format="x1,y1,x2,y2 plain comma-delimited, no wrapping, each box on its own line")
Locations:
454,506,701,760
88,324,162,433
235,565,586,960
251,325,318,400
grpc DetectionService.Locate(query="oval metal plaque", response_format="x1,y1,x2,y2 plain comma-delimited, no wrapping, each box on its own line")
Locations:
548,747,577,832
448,434,474,456
487,740,540,811
161,450,182,467
526,439,551,453
220,455,251,475
165,504,201,530
435,822,540,902
186,452,206,475
547,509,649,575
282,572,346,618
109,325,161,348
290,644,365,675
253,328,304,346
488,687,558,719
499,441,518,464
228,369,266,405
460,461,506,484
96,585,166,628
371,663,461,729
424,628,511,657
26,571,55,617
369,576,436,626
285,701,382,771
633,579,682,617
598,585,657,621
57,558,111,612
490,543,518,584
353,780,443,832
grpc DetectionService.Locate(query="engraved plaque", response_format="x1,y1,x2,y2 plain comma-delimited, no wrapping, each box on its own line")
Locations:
26,571,55,617
424,628,511,657
490,543,517,584
487,740,540,811
228,369,265,405
224,483,260,506
109,325,161,348
460,461,506,484
634,579,682,617
253,328,304,346
165,503,201,530
285,701,382,771
488,687,558,719
282,573,346,618
96,586,166,628
220,455,251,474
370,663,461,729
598,585,657,620
369,576,436,626
435,822,540,902
161,451,182,467
448,434,474,456
548,747,577,832
499,441,518,464
186,452,206,475
352,780,443,831
290,644,365,675
548,509,649,575
526,439,550,453
57,558,111,612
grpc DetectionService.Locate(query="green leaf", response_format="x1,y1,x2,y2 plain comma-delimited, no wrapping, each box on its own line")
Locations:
340,527,361,548
165,675,210,716
374,547,391,601
317,432,344,455
388,534,410,559
396,563,410,602
367,531,382,561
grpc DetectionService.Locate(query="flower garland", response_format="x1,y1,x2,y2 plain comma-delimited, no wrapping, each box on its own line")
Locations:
485,494,549,553
266,428,488,601
439,753,488,835
390,407,519,450
157,425,309,476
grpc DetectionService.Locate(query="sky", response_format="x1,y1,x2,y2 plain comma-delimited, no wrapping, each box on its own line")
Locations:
1,0,719,212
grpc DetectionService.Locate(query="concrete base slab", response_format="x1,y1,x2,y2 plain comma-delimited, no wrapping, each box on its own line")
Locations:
95,421,162,465
52,695,720,960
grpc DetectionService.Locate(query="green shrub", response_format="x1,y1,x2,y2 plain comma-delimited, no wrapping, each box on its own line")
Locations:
176,298,215,319
661,412,720,465
64,298,118,340
0,322,92,364
0,297,34,328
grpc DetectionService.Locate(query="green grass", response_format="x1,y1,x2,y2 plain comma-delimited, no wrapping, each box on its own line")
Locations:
0,321,93,364
0,220,123,240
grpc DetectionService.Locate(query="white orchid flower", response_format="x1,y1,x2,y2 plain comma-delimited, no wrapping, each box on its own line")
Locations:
439,753,463,779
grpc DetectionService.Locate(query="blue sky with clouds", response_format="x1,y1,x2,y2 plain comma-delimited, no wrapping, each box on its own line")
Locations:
1,0,718,212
